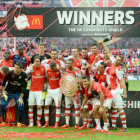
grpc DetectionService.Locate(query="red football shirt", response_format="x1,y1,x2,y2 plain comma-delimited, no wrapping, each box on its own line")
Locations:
73,58,81,69
42,59,65,70
65,69,81,77
110,64,123,90
88,53,104,65
47,69,61,89
92,82,113,99
94,67,110,87
30,65,46,91
0,59,14,67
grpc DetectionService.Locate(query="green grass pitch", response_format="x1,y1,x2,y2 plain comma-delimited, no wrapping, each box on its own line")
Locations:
128,80,140,91
0,127,140,140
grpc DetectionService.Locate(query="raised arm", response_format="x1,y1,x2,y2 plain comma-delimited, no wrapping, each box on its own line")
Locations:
98,41,112,57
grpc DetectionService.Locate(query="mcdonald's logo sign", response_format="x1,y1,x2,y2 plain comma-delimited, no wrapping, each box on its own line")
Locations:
22,15,43,30
7,112,12,120
32,18,41,25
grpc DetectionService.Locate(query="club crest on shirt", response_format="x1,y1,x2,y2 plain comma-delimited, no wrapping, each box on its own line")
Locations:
25,78,28,82
19,76,22,79
41,68,44,71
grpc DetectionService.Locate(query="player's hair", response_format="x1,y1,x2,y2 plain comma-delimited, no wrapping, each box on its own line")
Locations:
49,61,56,67
81,47,87,51
4,50,11,54
67,58,74,63
39,44,45,47
1,66,9,75
73,46,80,52
103,50,107,54
34,55,41,62
51,48,58,53
100,62,107,68
90,43,98,48
82,76,90,81
18,45,24,50
118,55,124,62
15,62,23,69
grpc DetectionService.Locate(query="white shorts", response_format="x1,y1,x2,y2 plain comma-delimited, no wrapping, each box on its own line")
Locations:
111,88,123,95
111,92,124,108
45,88,62,107
83,101,93,115
94,98,113,109
90,98,98,106
65,95,80,109
28,91,43,106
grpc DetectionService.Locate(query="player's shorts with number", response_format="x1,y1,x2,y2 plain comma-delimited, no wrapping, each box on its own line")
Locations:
45,88,62,107
28,91,43,106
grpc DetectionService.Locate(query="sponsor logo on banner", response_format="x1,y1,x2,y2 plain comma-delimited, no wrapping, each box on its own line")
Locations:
14,14,30,30
14,15,43,30
32,18,41,25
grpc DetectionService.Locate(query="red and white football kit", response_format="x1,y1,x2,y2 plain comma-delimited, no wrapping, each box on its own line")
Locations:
109,56,127,129
44,68,62,126
64,69,82,126
82,88,93,115
89,82,113,109
28,65,46,106
45,69,62,106
88,52,104,65
94,67,111,87
80,88,93,128
110,56,124,108
73,58,81,69
27,65,46,126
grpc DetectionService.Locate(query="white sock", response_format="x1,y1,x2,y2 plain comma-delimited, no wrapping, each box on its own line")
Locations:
56,108,60,123
37,109,42,121
66,116,70,124
103,123,108,131
76,116,80,125
83,118,87,125
65,108,70,125
95,119,101,130
44,109,49,122
29,108,33,124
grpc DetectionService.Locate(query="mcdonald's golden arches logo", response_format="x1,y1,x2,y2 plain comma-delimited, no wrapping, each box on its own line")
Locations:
7,112,12,120
24,15,43,29
32,18,41,25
